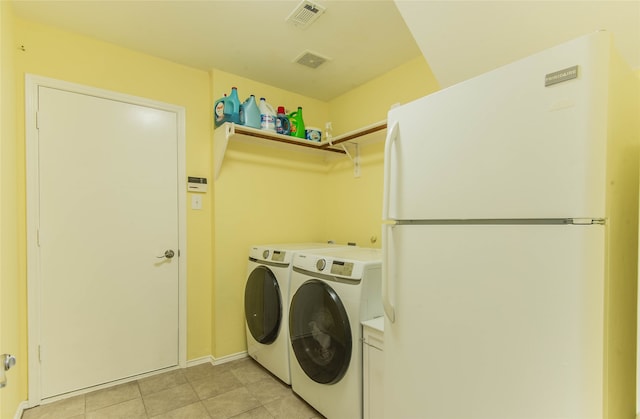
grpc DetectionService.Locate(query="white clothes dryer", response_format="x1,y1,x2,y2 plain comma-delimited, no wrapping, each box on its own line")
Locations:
288,247,382,419
244,243,348,385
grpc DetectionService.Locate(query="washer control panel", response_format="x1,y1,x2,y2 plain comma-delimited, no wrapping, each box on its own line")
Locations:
249,246,289,265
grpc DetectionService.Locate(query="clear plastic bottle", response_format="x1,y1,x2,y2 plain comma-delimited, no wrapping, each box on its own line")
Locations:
325,122,333,143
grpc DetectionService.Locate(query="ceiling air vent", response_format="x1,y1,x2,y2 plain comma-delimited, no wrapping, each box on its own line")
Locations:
294,50,330,69
286,0,326,28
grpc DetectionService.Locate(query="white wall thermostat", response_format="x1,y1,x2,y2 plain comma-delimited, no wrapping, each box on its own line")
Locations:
188,176,208,193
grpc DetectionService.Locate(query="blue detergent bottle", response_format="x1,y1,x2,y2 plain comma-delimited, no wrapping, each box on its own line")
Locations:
213,87,241,127
241,95,261,129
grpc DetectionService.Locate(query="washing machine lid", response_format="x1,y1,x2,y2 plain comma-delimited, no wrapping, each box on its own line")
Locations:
289,279,351,384
245,265,282,344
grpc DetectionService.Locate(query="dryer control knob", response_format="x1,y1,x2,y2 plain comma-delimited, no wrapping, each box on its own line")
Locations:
316,259,327,271
263,250,269,259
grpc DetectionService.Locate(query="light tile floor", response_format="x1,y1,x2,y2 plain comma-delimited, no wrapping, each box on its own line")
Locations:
22,358,324,419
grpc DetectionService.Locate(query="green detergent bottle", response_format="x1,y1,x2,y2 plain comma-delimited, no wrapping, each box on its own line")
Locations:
289,107,306,139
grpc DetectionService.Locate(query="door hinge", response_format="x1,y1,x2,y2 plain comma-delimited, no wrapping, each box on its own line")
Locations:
38,345,42,362
36,112,40,130
37,229,40,247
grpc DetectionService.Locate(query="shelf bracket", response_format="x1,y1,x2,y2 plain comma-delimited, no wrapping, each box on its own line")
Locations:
213,123,235,180
339,143,360,178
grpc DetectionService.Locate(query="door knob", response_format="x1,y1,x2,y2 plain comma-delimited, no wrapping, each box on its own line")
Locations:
3,354,15,371
157,250,175,259
0,354,16,389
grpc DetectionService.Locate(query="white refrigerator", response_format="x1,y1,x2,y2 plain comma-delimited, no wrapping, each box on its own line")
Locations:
381,31,639,419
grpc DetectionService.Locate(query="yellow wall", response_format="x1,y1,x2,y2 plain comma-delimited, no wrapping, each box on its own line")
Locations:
1,2,25,417
603,46,640,419
12,17,214,368
211,144,328,357
322,55,439,249
210,69,332,357
329,55,438,134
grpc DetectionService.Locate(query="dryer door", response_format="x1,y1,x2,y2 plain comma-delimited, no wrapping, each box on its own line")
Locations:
289,279,352,384
245,266,282,344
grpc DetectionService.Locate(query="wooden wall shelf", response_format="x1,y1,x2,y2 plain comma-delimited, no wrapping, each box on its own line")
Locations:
213,120,387,180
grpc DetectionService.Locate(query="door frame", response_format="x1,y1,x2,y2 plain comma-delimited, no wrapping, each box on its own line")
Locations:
25,74,188,405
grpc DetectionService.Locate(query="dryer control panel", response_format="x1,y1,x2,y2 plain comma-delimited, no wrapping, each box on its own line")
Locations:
329,260,354,276
295,254,369,281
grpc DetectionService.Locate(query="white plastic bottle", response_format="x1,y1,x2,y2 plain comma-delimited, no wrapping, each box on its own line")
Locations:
259,98,277,132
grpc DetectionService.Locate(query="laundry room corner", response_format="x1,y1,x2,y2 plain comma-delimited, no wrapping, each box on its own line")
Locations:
210,68,332,359
209,56,441,360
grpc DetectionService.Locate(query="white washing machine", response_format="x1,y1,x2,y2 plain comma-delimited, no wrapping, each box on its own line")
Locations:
244,243,348,385
288,247,382,419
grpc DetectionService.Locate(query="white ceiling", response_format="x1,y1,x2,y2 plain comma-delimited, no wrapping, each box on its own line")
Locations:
11,0,422,101
395,0,640,89
11,1,640,101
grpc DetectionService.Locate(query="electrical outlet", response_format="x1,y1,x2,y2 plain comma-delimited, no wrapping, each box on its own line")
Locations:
191,195,202,210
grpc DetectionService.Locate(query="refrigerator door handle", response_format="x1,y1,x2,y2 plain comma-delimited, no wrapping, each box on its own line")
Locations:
382,121,399,221
382,222,396,323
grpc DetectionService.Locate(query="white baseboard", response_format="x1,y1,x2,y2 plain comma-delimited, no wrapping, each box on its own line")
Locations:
184,351,248,368
14,401,29,419
186,355,215,367
212,351,248,366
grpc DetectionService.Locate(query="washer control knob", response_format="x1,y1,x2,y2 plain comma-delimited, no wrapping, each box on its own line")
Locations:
316,259,327,271
263,250,269,259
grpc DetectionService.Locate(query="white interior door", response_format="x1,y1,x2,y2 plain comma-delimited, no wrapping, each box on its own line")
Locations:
35,85,181,398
